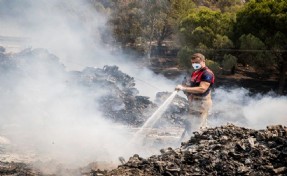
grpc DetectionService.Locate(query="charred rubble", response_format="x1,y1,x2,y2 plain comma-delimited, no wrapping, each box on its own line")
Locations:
1,124,286,176
154,92,189,126
0,48,188,126
71,65,155,126
72,67,189,126
107,124,287,176
0,161,41,176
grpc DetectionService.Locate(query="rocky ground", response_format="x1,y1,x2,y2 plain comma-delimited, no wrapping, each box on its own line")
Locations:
0,161,39,176
1,124,286,176
106,124,287,176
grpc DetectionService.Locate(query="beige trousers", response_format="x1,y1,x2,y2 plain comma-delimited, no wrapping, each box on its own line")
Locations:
187,92,212,129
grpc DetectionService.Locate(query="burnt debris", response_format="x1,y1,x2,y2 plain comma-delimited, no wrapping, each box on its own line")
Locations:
107,124,287,176
0,48,188,126
154,92,189,126
0,161,41,176
72,65,155,125
73,67,189,126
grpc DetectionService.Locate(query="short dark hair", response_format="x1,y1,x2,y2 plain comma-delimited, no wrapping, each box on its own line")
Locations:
191,53,205,61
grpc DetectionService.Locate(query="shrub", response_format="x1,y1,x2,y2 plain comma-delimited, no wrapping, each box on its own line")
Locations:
177,46,193,68
206,59,221,75
222,54,237,74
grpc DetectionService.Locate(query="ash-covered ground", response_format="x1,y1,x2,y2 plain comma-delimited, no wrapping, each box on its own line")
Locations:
0,48,286,176
106,124,287,176
1,125,286,176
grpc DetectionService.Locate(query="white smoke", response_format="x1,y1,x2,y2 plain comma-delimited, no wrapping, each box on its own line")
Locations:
243,94,287,128
0,0,175,170
0,0,175,97
210,87,287,129
1,0,287,174
0,50,136,167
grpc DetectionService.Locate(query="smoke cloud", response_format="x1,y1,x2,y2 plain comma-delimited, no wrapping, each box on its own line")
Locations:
0,0,175,169
210,87,287,129
0,0,286,174
0,50,135,167
0,0,175,96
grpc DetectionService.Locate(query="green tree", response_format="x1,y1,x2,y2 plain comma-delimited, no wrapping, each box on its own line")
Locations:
179,7,234,61
234,0,287,94
192,0,245,12
178,46,193,68
109,1,143,49
239,34,274,69
206,59,221,75
109,0,176,61
170,0,196,19
139,0,172,60
222,54,237,74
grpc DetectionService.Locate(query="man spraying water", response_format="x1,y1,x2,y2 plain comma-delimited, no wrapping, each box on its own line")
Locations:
175,53,215,137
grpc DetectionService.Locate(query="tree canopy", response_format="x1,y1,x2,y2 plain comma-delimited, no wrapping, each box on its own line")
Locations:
234,0,287,93
94,0,287,94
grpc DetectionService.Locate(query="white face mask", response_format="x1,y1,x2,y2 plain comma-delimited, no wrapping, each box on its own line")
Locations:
192,63,202,70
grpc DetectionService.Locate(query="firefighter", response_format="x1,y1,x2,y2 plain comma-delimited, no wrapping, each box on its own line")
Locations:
175,53,215,133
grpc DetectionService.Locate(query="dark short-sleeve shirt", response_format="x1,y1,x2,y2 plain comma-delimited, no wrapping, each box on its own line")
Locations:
190,67,215,96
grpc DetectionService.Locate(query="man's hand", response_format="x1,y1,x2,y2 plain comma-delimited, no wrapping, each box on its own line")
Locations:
175,84,185,91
